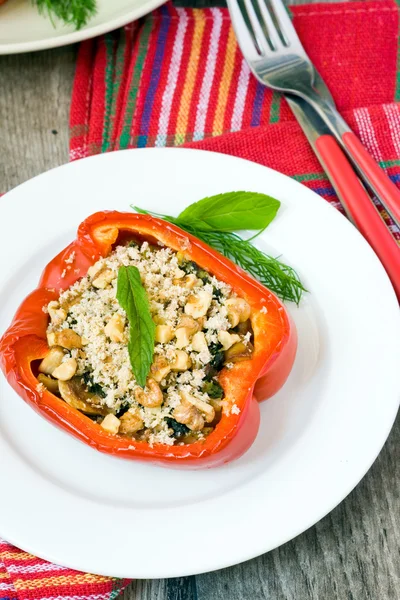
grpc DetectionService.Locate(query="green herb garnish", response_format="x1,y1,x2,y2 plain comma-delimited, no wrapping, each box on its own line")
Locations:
132,191,306,304
177,191,280,232
33,0,96,30
116,266,155,387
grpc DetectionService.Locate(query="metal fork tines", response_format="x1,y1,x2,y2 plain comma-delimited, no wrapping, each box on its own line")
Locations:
227,0,400,228
228,0,343,123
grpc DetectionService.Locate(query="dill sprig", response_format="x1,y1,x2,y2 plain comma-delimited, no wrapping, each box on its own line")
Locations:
133,206,306,304
184,227,305,305
33,0,96,30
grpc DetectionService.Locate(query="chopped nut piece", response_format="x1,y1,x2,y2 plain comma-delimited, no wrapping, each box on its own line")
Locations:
92,269,114,289
101,414,121,434
173,399,204,431
135,378,164,408
225,298,251,328
87,262,102,279
224,341,254,363
47,301,67,326
39,346,65,375
104,313,125,343
150,356,171,382
52,357,77,381
184,290,212,318
177,315,200,334
170,350,192,371
155,324,174,343
119,409,144,435
191,331,208,353
218,330,241,351
182,274,198,288
175,327,191,349
47,329,82,350
181,390,215,423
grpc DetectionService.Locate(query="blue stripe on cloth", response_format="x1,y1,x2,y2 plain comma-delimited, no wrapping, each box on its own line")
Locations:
251,83,265,127
313,186,337,197
138,5,170,148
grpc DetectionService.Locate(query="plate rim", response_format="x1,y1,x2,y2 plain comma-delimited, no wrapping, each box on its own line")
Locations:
0,0,167,54
0,147,399,578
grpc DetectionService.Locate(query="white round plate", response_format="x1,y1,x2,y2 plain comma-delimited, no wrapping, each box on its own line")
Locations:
0,149,399,578
0,0,166,54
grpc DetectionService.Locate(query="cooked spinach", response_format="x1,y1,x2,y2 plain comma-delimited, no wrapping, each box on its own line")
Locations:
212,287,223,300
203,380,224,399
115,400,130,418
209,342,225,371
197,269,210,283
67,313,77,326
180,260,198,275
165,417,190,438
81,372,106,398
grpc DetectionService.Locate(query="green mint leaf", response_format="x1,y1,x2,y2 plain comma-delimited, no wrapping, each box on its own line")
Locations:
176,191,280,232
116,266,155,388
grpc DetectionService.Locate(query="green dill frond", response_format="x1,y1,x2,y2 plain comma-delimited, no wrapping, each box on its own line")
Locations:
32,0,96,30
185,227,306,305
132,206,306,304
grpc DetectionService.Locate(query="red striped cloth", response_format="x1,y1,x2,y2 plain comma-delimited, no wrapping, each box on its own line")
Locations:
2,2,400,599
0,541,130,600
70,0,400,240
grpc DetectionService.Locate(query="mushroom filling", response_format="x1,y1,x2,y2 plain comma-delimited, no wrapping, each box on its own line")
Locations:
38,241,254,446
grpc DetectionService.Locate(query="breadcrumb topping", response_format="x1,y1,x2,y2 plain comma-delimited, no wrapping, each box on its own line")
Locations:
45,241,252,445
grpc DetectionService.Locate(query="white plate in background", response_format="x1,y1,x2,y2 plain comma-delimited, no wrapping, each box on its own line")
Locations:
0,148,399,578
0,0,166,54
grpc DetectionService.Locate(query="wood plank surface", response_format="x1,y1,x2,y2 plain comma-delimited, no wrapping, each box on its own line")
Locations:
0,1,399,599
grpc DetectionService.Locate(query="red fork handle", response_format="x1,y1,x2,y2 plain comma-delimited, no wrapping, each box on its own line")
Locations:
342,131,400,227
315,134,400,300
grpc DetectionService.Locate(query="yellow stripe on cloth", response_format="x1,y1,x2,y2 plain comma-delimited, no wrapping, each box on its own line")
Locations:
0,571,11,579
13,573,111,590
212,27,237,136
174,10,206,145
0,551,34,561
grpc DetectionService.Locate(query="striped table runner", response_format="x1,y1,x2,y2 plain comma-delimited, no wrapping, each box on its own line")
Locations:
0,541,130,600
70,0,400,240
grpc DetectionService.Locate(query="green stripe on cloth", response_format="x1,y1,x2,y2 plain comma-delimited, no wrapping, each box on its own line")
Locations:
107,30,128,152
102,34,117,153
269,91,281,124
380,158,400,168
119,16,154,150
292,172,329,182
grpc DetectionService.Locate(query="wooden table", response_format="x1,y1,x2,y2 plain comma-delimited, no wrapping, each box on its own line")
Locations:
0,1,399,599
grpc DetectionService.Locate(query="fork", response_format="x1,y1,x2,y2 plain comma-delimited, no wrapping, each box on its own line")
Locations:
227,0,400,230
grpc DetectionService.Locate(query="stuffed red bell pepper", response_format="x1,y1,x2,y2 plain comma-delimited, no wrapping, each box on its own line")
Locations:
0,211,297,468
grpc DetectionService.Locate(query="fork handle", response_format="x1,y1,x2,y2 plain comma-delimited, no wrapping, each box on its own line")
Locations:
341,132,400,228
302,92,400,228
315,134,400,300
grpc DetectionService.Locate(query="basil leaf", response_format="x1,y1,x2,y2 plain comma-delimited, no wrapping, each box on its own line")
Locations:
176,191,280,232
116,266,155,388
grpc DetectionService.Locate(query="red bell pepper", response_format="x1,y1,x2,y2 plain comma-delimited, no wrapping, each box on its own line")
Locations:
0,212,297,468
